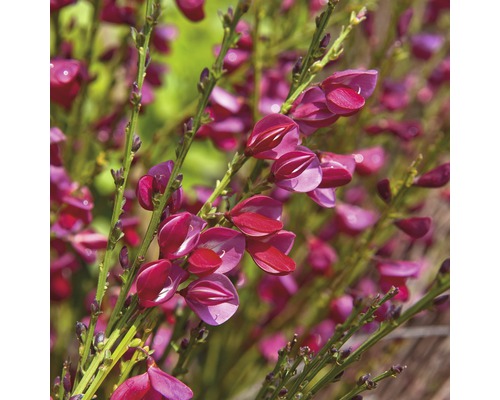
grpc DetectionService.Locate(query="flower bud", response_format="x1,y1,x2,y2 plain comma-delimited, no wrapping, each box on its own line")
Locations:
63,371,72,392
111,167,124,186
119,246,129,269
413,162,450,188
439,258,450,275
391,364,406,375
176,0,205,22
376,178,392,203
94,331,105,351
75,321,87,343
357,373,371,385
394,217,432,239
132,134,142,152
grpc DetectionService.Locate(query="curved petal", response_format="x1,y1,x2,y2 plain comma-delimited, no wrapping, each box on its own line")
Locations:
148,367,194,400
110,372,150,400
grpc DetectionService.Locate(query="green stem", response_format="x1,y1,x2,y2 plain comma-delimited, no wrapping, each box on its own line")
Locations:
306,274,449,396
76,0,156,381
337,367,404,400
107,0,251,336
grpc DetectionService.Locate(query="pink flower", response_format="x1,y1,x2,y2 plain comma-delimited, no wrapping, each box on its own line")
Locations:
157,212,207,259
188,227,246,276
336,203,378,236
50,59,86,109
410,33,445,60
228,195,283,237
136,260,189,308
259,333,288,362
136,161,183,212
246,230,296,275
413,162,450,188
50,0,76,12
306,236,337,274
354,146,386,176
329,295,354,324
376,259,422,302
321,69,378,102
270,146,322,192
151,25,178,54
181,274,239,325
394,217,432,239
111,357,193,400
176,0,205,22
365,119,422,141
100,0,136,25
245,114,300,160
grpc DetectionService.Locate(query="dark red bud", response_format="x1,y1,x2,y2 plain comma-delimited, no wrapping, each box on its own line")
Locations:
413,162,450,188
376,178,392,203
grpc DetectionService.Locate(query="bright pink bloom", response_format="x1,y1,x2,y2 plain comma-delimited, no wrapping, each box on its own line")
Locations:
394,217,432,239
136,260,189,308
151,25,178,54
329,295,354,324
270,146,322,192
410,33,445,60
306,153,356,208
259,333,288,362
336,204,378,236
322,69,378,101
245,114,300,160
50,59,86,109
258,274,298,313
377,259,422,302
413,162,450,188
176,0,205,22
188,227,246,276
228,195,283,237
355,146,386,176
307,236,337,274
289,86,339,136
136,160,183,212
157,212,207,259
246,230,296,275
181,274,239,325
111,357,193,400
100,0,135,25
69,229,107,263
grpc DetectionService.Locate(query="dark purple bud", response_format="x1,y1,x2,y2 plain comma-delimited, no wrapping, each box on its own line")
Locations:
63,371,72,392
319,33,331,49
279,388,288,396
94,331,105,351
90,299,100,315
365,379,377,390
376,178,392,203
413,163,450,188
130,82,141,105
119,246,129,269
132,134,142,152
394,217,432,239
387,304,402,320
180,338,189,349
292,57,303,76
200,67,210,84
197,326,209,342
266,372,275,381
111,167,124,186
357,373,371,385
75,321,87,343
340,347,352,359
391,364,406,375
439,258,450,275
410,33,445,60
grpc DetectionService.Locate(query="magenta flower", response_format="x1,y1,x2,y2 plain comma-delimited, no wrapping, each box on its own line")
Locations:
50,0,76,12
188,227,246,276
136,260,190,308
365,119,422,141
377,259,422,302
394,217,432,239
258,68,291,116
289,86,339,136
397,8,414,38
246,230,296,275
100,0,135,25
158,212,207,259
413,162,450,188
306,236,338,274
270,146,322,192
410,33,445,60
245,114,300,160
376,178,392,203
259,333,287,362
258,274,298,313
136,160,183,212
181,273,239,325
321,69,378,108
175,0,205,22
50,59,86,109
329,295,354,324
151,25,178,54
336,203,378,236
228,195,283,237
380,79,411,111
306,153,357,208
69,229,108,263
355,146,386,176
111,357,193,400
50,127,66,167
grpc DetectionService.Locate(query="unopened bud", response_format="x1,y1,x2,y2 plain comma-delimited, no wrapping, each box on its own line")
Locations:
266,372,275,381
130,82,141,105
94,331,106,351
319,33,331,49
387,304,402,320
90,299,100,315
197,326,209,342
292,57,303,76
180,338,189,350
279,388,288,396
75,321,87,343
350,7,367,25
365,379,377,390
184,118,194,134
111,168,124,186
390,364,406,375
439,258,450,275
198,67,210,93
357,373,371,386
119,246,129,270
239,0,251,13
433,294,449,306
376,178,392,203
340,347,352,359
132,134,142,152
63,371,72,392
